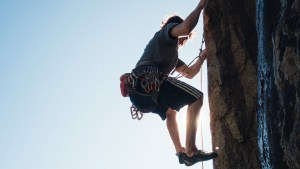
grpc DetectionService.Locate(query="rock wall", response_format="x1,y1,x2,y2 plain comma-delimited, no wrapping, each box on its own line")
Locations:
271,0,300,168
204,0,300,168
204,0,260,168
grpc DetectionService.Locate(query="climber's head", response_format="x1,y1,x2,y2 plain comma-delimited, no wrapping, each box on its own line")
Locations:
161,14,195,47
161,15,184,28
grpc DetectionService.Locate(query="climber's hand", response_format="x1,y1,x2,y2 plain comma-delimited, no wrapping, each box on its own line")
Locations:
199,49,207,61
199,0,208,9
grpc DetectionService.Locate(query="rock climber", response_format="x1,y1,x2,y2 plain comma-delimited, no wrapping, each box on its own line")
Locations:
120,0,217,166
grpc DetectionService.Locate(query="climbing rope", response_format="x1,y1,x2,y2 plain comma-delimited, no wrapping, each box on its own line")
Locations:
175,31,206,169
200,66,204,169
199,32,205,169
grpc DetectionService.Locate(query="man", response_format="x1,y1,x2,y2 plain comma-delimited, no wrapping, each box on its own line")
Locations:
120,0,217,166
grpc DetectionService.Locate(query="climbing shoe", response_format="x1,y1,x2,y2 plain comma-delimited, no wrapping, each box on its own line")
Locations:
193,150,218,162
176,152,185,164
177,150,218,166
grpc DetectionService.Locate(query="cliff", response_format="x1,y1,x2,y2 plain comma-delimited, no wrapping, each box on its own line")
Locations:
204,0,300,168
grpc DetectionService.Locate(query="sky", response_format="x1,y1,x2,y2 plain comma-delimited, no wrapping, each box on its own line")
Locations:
0,0,214,169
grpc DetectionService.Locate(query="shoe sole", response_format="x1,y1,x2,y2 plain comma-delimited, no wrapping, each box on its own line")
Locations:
183,153,218,166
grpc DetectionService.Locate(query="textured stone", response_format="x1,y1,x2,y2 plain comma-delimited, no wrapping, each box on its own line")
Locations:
204,0,260,168
203,0,300,168
273,9,300,169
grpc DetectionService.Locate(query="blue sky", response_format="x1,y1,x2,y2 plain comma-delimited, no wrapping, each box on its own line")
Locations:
0,0,213,169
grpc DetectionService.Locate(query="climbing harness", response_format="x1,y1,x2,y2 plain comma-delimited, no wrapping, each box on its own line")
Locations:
121,65,168,120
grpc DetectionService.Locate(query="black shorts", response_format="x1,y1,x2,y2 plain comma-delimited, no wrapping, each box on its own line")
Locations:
129,77,203,120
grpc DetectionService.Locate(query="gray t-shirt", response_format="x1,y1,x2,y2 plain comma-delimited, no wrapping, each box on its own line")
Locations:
136,23,184,74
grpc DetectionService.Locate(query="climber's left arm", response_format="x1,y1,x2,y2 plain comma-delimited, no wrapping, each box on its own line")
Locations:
175,50,207,79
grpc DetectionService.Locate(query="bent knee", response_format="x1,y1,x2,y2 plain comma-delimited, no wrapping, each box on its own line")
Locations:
166,108,177,118
192,95,203,107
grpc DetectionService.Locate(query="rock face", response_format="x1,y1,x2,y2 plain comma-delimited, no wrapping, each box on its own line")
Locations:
262,0,300,168
204,0,300,169
204,0,260,168
274,16,300,167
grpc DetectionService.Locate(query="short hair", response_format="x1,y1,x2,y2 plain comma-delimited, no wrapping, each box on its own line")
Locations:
161,15,184,28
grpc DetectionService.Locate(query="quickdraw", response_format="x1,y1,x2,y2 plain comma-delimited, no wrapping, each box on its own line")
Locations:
130,105,143,120
138,66,163,93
